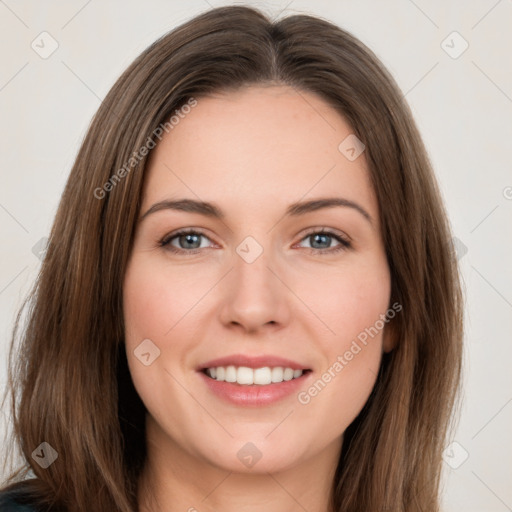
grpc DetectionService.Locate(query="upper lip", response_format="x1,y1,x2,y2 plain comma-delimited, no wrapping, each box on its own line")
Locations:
198,354,311,371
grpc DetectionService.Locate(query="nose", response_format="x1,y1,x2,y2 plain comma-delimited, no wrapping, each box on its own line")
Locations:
218,239,291,333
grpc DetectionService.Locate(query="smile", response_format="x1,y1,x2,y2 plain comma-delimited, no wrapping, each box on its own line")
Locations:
203,365,309,386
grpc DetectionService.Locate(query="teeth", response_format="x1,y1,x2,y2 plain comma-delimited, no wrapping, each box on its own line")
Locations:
271,367,283,382
205,366,304,385
253,367,271,385
225,365,236,382
237,366,254,385
283,368,294,381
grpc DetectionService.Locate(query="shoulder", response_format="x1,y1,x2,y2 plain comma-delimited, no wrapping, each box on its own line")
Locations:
0,493,37,511
0,482,43,512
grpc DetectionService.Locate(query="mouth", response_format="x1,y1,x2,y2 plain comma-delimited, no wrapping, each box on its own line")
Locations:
201,365,312,386
197,354,313,405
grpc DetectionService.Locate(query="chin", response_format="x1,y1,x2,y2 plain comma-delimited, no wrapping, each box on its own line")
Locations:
198,435,304,474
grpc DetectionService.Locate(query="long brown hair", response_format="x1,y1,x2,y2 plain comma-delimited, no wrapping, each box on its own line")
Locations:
1,5,463,511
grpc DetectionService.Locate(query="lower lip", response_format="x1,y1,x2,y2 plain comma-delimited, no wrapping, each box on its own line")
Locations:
199,371,312,406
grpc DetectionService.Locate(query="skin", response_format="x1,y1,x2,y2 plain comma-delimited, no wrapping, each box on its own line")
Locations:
123,85,395,512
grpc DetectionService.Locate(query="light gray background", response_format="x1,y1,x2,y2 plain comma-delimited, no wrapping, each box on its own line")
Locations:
1,1,511,510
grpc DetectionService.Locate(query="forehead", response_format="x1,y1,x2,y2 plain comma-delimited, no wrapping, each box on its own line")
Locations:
142,85,377,219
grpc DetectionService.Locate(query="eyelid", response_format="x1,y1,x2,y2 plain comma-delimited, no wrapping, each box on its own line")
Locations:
296,226,351,244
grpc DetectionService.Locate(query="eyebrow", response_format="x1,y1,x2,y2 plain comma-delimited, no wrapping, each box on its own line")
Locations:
139,197,373,224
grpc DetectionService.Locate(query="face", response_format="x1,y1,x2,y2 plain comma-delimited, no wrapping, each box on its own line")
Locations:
123,85,394,474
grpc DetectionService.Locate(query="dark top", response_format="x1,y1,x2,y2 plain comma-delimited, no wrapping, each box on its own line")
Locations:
0,488,39,512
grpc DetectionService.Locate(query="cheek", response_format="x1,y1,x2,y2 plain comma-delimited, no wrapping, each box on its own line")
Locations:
123,256,205,342
294,258,390,419
122,256,200,426
122,256,188,389
298,258,391,347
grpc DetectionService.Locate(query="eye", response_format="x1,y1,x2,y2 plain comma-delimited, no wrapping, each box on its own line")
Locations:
295,228,351,254
159,227,351,255
159,229,214,254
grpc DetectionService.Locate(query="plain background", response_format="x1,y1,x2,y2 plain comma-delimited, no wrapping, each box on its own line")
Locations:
0,1,511,510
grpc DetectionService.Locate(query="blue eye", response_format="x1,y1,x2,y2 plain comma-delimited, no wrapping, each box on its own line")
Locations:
297,230,351,254
160,229,213,253
159,228,351,255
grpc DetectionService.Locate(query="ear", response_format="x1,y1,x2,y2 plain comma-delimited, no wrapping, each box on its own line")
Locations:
382,316,398,353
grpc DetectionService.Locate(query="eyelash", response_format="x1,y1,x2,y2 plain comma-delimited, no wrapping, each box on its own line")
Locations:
159,227,351,255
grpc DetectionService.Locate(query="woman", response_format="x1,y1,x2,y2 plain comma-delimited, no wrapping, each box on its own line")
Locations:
0,5,463,511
